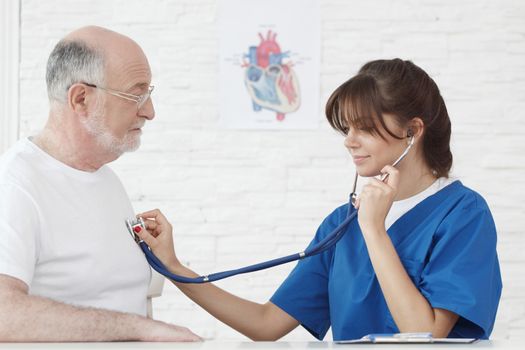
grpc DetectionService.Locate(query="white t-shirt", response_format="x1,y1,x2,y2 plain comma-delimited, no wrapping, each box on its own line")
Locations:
0,138,151,316
385,177,457,230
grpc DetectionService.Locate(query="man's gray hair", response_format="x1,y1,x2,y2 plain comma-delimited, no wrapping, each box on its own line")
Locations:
46,39,105,103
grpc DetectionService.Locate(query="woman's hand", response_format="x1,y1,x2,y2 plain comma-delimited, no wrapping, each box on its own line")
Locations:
134,209,182,272
355,165,400,234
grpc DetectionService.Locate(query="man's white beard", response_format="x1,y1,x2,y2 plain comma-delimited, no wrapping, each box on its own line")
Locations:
82,107,141,157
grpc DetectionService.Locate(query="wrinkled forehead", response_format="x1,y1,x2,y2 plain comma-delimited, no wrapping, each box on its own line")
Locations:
103,42,152,90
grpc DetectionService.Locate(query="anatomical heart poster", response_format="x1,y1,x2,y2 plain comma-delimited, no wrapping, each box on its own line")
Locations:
219,0,320,129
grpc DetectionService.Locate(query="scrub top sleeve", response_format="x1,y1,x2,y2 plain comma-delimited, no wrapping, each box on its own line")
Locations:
270,206,345,340
419,198,502,339
0,184,40,286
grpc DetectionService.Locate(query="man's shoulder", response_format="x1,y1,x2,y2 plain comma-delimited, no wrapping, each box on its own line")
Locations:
0,138,38,186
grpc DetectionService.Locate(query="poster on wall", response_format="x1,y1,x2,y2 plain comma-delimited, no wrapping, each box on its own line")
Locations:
219,0,320,129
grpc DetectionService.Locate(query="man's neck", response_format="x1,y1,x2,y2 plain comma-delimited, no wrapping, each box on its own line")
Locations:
32,120,116,172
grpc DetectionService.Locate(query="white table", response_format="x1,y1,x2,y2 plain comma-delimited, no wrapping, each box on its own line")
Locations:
0,340,520,350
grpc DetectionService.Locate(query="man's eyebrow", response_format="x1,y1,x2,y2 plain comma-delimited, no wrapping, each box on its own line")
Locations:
128,82,150,91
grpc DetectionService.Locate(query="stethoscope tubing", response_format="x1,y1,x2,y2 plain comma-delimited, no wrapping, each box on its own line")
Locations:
139,203,357,284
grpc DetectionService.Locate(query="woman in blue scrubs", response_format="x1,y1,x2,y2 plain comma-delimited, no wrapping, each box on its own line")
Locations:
136,58,502,341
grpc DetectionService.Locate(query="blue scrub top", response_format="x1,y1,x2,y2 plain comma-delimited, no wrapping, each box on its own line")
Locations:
271,181,502,341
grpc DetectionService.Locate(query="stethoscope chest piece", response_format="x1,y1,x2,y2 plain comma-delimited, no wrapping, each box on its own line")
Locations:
126,217,146,243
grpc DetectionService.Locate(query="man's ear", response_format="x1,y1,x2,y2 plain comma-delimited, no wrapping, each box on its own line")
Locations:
67,83,90,117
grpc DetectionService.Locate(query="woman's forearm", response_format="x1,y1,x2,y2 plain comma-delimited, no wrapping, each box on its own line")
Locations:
362,229,457,337
170,264,299,340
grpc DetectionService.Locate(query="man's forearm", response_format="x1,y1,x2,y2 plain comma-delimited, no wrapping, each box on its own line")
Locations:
1,290,150,342
0,272,199,342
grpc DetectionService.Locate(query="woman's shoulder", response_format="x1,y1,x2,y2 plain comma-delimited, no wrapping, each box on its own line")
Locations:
327,202,353,223
434,180,497,238
311,202,353,240
443,179,491,212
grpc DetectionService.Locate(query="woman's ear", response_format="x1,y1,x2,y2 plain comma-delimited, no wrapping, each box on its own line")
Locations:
408,117,425,139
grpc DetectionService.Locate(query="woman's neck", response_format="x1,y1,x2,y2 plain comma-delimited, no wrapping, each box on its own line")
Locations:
394,158,437,201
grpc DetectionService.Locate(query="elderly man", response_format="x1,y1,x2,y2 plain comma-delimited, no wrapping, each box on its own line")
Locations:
0,26,199,342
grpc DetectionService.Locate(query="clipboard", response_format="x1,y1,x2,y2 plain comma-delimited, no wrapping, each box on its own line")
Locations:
336,332,478,344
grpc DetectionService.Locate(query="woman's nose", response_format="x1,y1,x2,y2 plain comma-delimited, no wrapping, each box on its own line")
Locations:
344,130,359,149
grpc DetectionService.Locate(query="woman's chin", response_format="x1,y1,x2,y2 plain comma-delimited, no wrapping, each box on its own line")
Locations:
356,168,382,178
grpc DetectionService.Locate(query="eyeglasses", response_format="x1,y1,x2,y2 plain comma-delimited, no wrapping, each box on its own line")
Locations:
83,83,154,110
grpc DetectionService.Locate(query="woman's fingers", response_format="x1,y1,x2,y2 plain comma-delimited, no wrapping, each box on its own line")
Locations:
138,208,166,221
380,165,400,191
362,170,398,199
134,225,158,248
133,209,180,270
137,209,171,229
143,219,160,237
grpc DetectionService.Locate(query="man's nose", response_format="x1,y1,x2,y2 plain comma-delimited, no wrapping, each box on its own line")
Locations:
138,98,155,120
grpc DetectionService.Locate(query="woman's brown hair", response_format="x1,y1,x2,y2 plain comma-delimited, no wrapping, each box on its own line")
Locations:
325,58,452,178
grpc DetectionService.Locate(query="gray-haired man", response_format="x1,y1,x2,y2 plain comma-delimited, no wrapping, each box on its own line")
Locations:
0,26,199,342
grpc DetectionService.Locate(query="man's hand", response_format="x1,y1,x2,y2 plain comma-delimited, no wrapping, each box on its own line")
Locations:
136,318,202,342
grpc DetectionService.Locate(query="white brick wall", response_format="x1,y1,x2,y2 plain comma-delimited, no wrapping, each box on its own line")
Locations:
17,0,525,341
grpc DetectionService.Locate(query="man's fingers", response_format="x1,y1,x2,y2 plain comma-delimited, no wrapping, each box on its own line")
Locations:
177,328,202,342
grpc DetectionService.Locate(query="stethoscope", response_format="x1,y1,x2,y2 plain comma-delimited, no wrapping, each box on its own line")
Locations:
127,134,415,284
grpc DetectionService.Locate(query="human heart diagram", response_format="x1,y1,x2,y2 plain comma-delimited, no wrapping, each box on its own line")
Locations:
243,30,301,121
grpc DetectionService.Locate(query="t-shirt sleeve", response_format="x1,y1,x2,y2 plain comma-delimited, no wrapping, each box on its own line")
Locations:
0,183,40,286
419,195,502,339
270,206,345,340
